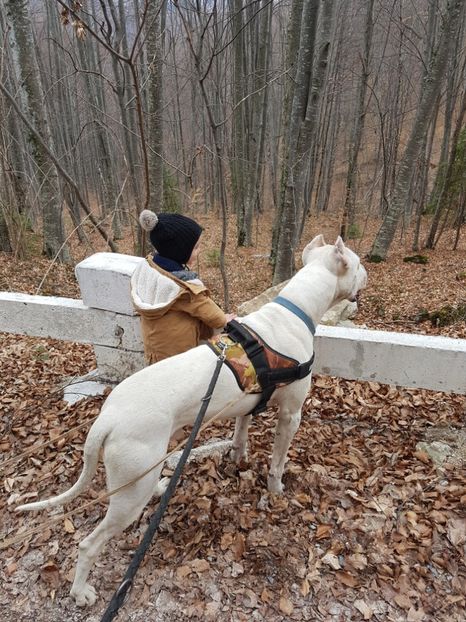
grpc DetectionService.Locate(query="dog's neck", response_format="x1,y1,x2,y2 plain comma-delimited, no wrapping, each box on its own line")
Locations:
278,265,340,325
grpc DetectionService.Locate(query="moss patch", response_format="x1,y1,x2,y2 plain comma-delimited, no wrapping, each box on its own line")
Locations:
403,254,429,264
413,302,466,327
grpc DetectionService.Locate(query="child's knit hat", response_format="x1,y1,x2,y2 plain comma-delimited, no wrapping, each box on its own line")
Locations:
139,210,202,264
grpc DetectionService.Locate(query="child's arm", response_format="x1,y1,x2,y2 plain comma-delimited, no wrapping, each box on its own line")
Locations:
185,291,228,329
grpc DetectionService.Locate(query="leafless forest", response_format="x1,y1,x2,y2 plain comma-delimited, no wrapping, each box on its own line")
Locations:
1,0,465,292
1,3,466,621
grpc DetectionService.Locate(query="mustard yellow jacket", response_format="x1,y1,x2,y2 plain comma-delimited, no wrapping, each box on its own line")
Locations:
131,257,226,364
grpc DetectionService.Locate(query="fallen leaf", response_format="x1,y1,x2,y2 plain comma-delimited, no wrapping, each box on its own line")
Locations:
321,551,341,570
354,599,373,619
40,561,60,588
347,553,368,570
447,518,466,547
414,449,430,464
301,577,310,597
316,524,332,539
6,562,17,576
279,596,294,615
190,558,210,573
261,587,273,603
233,532,246,560
220,532,234,550
394,593,413,610
336,571,358,587
175,565,192,580
407,606,426,621
63,518,75,533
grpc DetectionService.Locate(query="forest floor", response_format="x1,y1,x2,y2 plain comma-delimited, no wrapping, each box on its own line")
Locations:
0,214,465,621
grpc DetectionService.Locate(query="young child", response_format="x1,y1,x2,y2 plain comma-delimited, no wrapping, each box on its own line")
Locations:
131,209,234,364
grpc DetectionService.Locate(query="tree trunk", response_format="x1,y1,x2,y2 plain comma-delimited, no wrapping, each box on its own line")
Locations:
249,1,273,231
146,0,165,217
295,0,335,242
368,0,465,262
229,0,248,245
106,0,140,210
274,0,336,284
0,2,29,239
271,0,305,263
412,99,439,250
426,90,466,247
76,22,117,229
340,0,375,240
6,0,70,261
273,0,319,283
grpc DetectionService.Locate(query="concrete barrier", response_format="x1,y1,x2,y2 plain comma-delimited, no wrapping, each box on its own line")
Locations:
0,253,145,382
0,252,465,394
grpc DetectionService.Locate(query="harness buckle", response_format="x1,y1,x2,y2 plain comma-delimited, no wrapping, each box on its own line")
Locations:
216,339,229,361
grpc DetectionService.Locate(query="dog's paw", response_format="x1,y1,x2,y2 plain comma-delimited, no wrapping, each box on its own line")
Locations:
267,475,284,495
229,446,248,464
71,583,97,607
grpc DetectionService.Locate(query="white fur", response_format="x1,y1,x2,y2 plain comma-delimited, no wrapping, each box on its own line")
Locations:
16,236,367,607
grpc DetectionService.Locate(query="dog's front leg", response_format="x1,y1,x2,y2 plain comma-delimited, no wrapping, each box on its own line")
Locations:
268,409,301,494
230,414,251,463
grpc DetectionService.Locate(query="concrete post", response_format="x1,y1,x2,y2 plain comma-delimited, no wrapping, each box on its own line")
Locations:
75,252,145,382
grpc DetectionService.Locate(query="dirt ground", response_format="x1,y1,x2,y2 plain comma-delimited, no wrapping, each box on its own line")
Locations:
0,215,465,621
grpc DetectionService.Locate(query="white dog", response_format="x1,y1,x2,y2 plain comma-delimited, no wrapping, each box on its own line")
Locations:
17,235,367,606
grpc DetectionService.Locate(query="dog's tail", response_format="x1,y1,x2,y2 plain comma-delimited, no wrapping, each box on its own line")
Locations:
16,418,108,513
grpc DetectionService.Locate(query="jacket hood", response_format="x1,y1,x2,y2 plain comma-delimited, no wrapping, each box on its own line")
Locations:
131,257,205,312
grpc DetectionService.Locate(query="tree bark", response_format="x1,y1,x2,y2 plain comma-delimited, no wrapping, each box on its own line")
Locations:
146,0,165,216
369,0,465,262
273,0,336,284
426,89,466,248
340,0,375,240
6,0,70,261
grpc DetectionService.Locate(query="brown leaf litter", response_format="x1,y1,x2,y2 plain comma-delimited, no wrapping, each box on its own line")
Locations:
1,215,465,620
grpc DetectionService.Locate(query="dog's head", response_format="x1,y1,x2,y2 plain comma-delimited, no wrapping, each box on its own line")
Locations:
302,234,367,302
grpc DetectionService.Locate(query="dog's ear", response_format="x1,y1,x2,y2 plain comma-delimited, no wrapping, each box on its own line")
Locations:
334,236,349,270
302,234,326,264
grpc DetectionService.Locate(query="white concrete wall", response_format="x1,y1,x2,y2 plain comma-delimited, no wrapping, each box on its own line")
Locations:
0,293,142,350
314,325,466,394
1,252,465,393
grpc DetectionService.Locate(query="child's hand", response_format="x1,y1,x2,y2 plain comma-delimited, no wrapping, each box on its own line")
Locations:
225,313,236,324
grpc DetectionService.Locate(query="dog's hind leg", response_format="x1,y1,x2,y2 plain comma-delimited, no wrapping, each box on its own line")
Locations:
70,445,167,606
267,407,302,494
230,414,251,463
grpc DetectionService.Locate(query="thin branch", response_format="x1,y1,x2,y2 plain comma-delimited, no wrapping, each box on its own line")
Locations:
0,80,118,252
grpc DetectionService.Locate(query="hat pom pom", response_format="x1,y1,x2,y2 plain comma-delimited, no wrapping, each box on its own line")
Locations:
139,210,158,232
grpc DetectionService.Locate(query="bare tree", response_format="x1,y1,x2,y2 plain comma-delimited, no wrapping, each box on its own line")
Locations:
146,0,165,215
6,0,70,261
174,0,231,309
369,0,465,262
340,0,375,241
426,88,466,248
273,0,335,284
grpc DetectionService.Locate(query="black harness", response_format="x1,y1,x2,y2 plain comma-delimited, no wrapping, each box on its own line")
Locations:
225,319,315,416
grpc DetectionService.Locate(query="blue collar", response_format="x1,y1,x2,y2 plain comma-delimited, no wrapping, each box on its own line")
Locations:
272,296,316,336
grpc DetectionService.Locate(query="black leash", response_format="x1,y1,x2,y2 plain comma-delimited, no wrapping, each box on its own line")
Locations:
100,350,226,622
